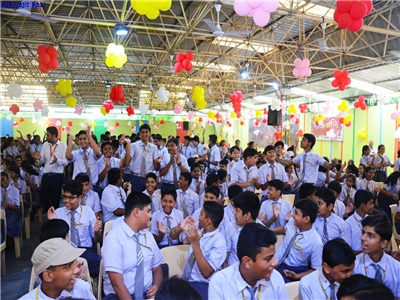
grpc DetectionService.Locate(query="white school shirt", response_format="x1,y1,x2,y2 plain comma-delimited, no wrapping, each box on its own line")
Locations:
292,151,326,185
208,262,288,300
129,140,158,174
101,185,126,224
39,140,68,174
374,154,392,172
29,143,43,154
181,145,194,159
360,155,372,167
158,145,168,158
356,178,377,192
150,208,183,246
1,185,20,207
82,189,101,213
220,182,228,198
225,222,241,266
314,214,348,245
370,147,377,155
276,221,323,269
184,229,226,283
394,158,400,172
160,154,189,182
143,189,162,213
192,143,205,156
334,200,346,219
189,178,205,196
339,186,356,203
10,178,26,194
18,280,95,300
224,204,235,223
98,156,121,189
383,178,400,194
299,267,339,300
344,211,367,251
70,148,100,184
260,198,292,229
258,162,288,196
230,160,259,192
176,188,200,217
55,204,96,248
353,252,400,297
101,221,163,296
208,145,221,171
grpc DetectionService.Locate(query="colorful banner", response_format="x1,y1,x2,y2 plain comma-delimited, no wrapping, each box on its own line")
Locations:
311,114,343,141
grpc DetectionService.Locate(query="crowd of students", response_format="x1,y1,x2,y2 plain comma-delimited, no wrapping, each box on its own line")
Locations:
1,124,400,300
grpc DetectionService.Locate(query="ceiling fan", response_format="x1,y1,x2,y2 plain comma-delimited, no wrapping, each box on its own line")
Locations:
3,1,58,23
203,3,252,37
302,23,351,52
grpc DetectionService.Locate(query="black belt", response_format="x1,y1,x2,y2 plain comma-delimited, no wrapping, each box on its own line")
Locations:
43,172,63,176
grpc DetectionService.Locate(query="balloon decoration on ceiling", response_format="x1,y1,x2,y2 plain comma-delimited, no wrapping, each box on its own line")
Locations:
9,104,20,115
174,52,194,73
230,91,243,118
299,104,308,113
331,70,351,91
75,105,83,116
192,86,207,109
233,0,280,27
56,79,73,96
33,99,43,112
41,106,49,117
354,96,367,110
37,45,59,73
101,100,114,116
131,0,172,20
292,58,312,78
173,104,183,114
109,85,125,104
7,81,23,98
105,43,128,69
334,0,373,32
270,98,281,111
65,96,77,108
156,86,169,102
126,105,135,116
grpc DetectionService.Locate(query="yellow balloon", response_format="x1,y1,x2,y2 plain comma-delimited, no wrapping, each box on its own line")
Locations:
139,120,144,126
105,57,114,68
146,7,159,20
100,106,108,116
120,54,128,64
133,1,151,15
150,0,165,10
92,122,97,127
231,112,237,119
160,0,171,11
115,45,125,55
208,111,216,120
114,59,124,69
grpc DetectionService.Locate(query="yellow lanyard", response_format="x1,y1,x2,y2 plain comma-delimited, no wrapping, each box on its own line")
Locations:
133,233,152,251
241,285,261,300
318,268,333,300
35,287,39,300
70,206,83,226
353,214,363,231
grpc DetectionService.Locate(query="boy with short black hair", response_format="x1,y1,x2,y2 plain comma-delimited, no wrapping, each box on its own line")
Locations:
209,223,288,299
75,172,101,219
230,147,260,192
176,171,200,217
189,163,205,196
327,181,349,219
183,201,226,300
345,190,375,251
314,187,348,245
225,185,243,223
218,159,228,171
217,169,228,199
182,136,194,159
143,172,161,213
299,238,356,300
275,199,323,282
101,168,126,224
298,183,316,201
207,134,221,173
39,219,70,243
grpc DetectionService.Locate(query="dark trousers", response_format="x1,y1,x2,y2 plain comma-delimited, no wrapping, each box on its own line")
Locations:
79,247,101,278
189,282,209,300
160,182,176,191
103,293,146,300
277,262,310,283
130,175,146,193
40,173,64,211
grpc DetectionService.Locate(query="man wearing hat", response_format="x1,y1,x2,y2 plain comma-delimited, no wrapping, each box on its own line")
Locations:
19,238,95,300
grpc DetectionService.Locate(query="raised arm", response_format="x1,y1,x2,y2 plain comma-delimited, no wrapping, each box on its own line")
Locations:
86,125,101,158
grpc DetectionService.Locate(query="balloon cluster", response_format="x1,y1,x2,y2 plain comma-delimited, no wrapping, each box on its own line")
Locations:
56,79,73,96
131,0,171,20
233,0,279,27
296,129,304,137
192,86,207,109
109,86,125,104
105,43,128,69
33,99,43,112
101,100,114,116
7,81,23,98
156,87,169,102
334,0,373,32
299,104,308,113
314,115,325,126
337,100,350,112
292,58,312,78
139,104,149,115
331,70,351,91
37,45,59,73
326,129,337,139
230,91,243,118
174,52,194,72
270,98,281,111
357,128,367,139
341,113,353,127
65,96,77,108
174,104,183,114
354,96,367,110
289,114,299,125
288,104,297,114
9,104,20,115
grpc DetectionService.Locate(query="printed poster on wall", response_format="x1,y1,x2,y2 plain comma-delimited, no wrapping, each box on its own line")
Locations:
311,114,343,141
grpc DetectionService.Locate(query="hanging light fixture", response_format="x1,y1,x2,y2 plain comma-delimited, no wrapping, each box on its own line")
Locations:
115,23,129,36
105,80,112,88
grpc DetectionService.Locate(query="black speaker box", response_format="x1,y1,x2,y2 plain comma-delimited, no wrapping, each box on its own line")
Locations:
183,121,189,131
267,106,282,126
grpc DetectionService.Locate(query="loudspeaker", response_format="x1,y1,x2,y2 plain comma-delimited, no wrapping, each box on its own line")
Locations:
183,121,189,131
267,106,282,126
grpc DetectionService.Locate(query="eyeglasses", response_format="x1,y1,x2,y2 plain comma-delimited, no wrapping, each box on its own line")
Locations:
61,194,78,201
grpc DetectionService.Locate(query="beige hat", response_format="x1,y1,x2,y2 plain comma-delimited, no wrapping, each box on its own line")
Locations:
32,238,85,275
193,154,199,158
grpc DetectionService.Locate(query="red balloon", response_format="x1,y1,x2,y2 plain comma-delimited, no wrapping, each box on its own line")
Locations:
350,2,367,20
46,46,58,59
38,63,49,73
182,59,190,69
339,85,346,91
230,93,238,101
333,70,342,78
339,118,344,124
176,53,185,63
361,104,367,110
337,78,345,86
336,0,355,13
342,70,349,78
362,0,373,16
331,79,339,88
185,62,193,72
345,121,352,127
358,96,365,102
345,77,351,85
48,58,59,70
337,13,352,29
349,18,364,32
262,118,267,124
354,102,360,108
185,51,194,61
38,53,50,64
333,10,341,23
37,45,47,55
174,62,183,72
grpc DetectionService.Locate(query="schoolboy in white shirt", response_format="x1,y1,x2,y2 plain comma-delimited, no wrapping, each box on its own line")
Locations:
299,238,356,300
275,199,323,283
181,135,194,159
314,188,348,245
230,147,260,192
353,214,400,299
344,190,375,251
209,223,288,300
151,189,184,248
176,172,200,217
218,169,228,199
224,185,243,223
189,163,205,196
143,172,161,213
101,168,126,224
260,179,291,229
98,141,122,191
182,201,226,300
328,181,352,220
207,134,221,173
101,192,163,300
75,172,101,219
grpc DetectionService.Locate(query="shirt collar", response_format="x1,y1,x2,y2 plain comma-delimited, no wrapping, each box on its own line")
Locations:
121,218,145,238
354,211,366,221
202,228,219,238
161,210,173,218
37,284,72,299
79,147,91,154
234,262,270,294
296,226,314,238
318,267,339,291
363,252,387,268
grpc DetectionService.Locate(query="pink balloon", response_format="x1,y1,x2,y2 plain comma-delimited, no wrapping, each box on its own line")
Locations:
302,59,310,68
294,58,302,67
390,112,399,120
292,68,300,77
294,59,303,69
261,0,279,13
298,69,305,78
246,0,261,9
234,1,252,16
304,67,312,77
248,8,255,17
253,9,270,27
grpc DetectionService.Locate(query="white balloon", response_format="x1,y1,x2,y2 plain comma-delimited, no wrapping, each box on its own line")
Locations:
41,106,49,117
139,104,149,115
150,109,157,117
